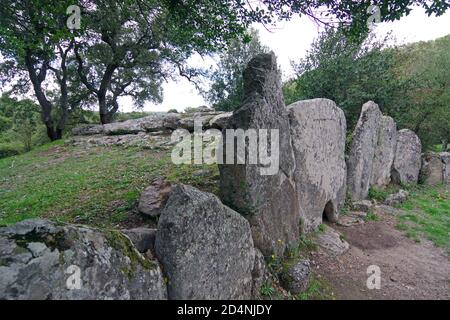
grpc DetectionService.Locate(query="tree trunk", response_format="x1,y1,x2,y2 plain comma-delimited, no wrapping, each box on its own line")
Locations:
100,112,113,125
46,125,59,141
25,51,62,141
98,96,113,124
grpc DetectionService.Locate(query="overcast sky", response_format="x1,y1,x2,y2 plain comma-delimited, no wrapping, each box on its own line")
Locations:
3,7,448,113
130,6,450,113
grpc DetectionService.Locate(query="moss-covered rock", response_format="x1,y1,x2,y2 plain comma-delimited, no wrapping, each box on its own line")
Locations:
0,219,167,300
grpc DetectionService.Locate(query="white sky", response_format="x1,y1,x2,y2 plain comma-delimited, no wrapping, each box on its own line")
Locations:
133,6,450,113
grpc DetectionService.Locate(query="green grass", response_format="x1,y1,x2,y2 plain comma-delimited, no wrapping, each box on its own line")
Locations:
260,281,276,298
395,185,450,256
365,210,380,221
297,277,335,300
368,185,399,202
0,140,219,228
428,144,446,153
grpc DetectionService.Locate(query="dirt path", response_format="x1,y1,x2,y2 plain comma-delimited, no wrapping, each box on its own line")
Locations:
312,210,450,300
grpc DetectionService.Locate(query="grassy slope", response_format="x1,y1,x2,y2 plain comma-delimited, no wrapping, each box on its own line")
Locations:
1,140,449,253
0,140,219,228
395,185,450,256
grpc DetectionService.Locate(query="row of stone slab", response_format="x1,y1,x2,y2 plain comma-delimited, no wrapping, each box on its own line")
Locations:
218,52,426,259
421,152,450,187
72,110,233,136
0,184,272,300
347,101,423,201
218,53,347,259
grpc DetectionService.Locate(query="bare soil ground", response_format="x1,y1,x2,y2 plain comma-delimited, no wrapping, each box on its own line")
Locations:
312,209,450,300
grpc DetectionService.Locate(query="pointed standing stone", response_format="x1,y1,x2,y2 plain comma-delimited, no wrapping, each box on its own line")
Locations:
347,101,382,200
219,53,299,257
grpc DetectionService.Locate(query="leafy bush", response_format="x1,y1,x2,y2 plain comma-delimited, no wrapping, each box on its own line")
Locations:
0,115,12,132
167,109,178,113
0,143,21,159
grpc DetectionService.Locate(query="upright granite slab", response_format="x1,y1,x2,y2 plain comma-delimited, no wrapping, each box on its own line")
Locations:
440,152,450,188
347,101,382,200
155,185,255,300
288,99,347,232
392,129,422,184
421,152,444,186
219,53,299,257
371,116,397,187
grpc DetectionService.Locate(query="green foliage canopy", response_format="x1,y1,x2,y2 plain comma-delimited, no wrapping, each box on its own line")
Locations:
205,29,269,111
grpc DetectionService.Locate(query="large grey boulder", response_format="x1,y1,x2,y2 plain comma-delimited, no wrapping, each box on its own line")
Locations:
440,152,450,188
352,200,373,212
347,101,382,201
72,124,104,136
155,185,255,300
70,133,173,150
178,112,222,131
280,259,311,294
103,119,146,135
219,53,299,257
0,219,167,300
287,98,347,232
392,129,422,184
315,226,350,256
371,116,397,187
162,113,182,130
384,189,409,206
421,152,444,186
103,115,176,135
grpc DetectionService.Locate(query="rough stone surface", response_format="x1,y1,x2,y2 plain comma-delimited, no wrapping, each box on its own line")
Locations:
103,118,147,135
155,185,255,300
0,219,167,300
72,112,232,136
315,226,350,256
69,133,174,149
352,200,373,213
122,228,156,254
72,124,104,136
280,259,311,294
392,129,422,184
138,177,172,217
421,153,444,186
179,112,220,131
103,114,180,135
347,101,382,201
287,98,347,232
336,213,366,227
441,152,450,188
371,116,397,187
219,53,299,257
162,113,182,130
209,112,233,129
384,189,409,206
251,249,274,299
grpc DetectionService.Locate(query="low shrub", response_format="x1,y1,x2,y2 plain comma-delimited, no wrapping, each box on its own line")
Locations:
0,143,21,159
